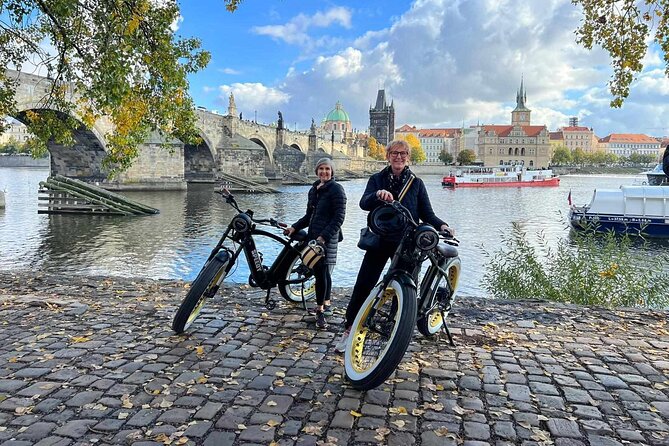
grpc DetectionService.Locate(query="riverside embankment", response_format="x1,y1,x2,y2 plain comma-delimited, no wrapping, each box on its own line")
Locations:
0,271,668,445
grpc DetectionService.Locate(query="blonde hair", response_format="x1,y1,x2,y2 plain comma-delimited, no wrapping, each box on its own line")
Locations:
386,140,411,156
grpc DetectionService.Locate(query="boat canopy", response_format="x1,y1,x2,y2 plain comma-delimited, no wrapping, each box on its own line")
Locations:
587,185,669,218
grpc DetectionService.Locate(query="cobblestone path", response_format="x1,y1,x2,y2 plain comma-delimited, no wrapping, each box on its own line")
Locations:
0,272,668,446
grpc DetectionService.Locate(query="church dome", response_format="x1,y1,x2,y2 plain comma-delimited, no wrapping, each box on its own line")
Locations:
324,101,350,123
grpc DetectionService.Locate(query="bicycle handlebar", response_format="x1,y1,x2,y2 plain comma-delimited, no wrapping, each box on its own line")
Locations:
217,188,288,230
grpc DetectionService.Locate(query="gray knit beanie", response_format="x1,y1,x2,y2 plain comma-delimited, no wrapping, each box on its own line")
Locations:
314,157,335,175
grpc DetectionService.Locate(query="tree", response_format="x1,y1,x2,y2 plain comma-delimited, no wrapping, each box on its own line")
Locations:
0,0,256,173
573,0,669,107
404,134,426,164
572,147,587,166
366,136,385,160
456,149,476,165
439,150,453,165
551,145,572,165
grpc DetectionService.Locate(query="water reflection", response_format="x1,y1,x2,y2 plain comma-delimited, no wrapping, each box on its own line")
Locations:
2,167,667,297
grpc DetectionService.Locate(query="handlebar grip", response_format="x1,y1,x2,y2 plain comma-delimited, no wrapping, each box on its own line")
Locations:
278,222,288,228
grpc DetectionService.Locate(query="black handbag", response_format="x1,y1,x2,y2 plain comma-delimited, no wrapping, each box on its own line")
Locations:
357,227,380,251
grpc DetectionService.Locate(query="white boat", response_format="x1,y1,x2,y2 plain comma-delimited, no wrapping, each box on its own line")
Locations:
569,185,669,237
442,165,559,188
641,164,668,186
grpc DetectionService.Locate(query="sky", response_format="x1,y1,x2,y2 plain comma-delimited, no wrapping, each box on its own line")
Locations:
177,0,669,138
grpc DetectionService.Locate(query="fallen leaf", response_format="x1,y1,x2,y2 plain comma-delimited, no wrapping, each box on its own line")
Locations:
434,427,449,436
350,410,362,417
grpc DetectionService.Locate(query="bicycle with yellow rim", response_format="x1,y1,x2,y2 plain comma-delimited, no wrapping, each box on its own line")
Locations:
172,189,316,334
344,200,460,390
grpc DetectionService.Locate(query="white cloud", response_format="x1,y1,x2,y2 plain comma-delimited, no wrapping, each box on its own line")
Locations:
217,83,290,117
252,6,352,46
219,67,241,75
211,0,669,136
170,14,183,32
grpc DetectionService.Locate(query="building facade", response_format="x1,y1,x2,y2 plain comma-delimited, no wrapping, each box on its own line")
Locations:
0,120,31,145
477,79,551,168
369,89,395,147
320,101,353,143
599,134,661,157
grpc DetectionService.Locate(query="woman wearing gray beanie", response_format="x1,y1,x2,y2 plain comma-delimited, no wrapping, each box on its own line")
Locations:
283,157,347,329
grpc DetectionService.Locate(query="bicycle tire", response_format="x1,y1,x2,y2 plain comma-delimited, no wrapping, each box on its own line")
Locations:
417,257,460,337
172,255,228,334
277,251,316,303
344,276,417,390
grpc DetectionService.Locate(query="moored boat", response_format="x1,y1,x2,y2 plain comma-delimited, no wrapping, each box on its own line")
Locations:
441,165,559,188
641,164,668,186
569,185,669,237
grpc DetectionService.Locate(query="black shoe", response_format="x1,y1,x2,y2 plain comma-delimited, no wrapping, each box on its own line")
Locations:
316,311,328,329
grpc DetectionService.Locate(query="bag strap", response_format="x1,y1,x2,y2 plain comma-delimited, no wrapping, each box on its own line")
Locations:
397,174,416,203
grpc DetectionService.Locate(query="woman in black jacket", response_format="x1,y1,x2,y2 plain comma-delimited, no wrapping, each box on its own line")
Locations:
335,140,455,352
284,157,346,329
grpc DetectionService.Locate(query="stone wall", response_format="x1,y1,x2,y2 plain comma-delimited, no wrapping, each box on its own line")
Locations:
0,155,49,168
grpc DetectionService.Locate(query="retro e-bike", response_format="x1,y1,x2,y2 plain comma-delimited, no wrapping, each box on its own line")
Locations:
172,190,315,334
344,200,461,390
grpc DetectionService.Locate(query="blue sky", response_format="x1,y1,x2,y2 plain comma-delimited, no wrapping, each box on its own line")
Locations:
177,0,669,137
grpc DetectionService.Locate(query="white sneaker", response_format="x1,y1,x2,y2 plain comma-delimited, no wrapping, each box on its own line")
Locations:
334,327,351,353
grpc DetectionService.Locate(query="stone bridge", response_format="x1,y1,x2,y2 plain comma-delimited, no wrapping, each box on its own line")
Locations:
5,69,368,189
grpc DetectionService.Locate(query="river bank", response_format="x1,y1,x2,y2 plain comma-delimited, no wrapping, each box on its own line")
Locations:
0,271,667,445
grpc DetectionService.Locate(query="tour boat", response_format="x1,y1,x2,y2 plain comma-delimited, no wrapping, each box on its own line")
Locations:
641,164,668,186
569,185,669,237
441,165,560,188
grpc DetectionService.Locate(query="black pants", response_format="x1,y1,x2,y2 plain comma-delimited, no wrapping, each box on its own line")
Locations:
313,261,332,307
345,243,398,327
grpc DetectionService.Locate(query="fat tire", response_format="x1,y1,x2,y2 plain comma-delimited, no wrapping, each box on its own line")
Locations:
344,277,417,390
417,267,444,337
172,256,227,334
277,251,316,303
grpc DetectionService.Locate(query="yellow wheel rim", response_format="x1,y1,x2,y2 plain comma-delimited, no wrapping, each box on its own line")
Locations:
187,269,224,325
427,310,443,330
351,286,396,374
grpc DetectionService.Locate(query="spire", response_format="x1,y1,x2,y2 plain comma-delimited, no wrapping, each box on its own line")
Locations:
516,76,526,109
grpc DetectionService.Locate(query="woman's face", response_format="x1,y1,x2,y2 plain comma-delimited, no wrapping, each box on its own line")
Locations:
317,164,332,182
386,147,410,171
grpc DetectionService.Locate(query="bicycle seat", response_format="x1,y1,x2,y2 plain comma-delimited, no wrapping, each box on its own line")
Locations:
291,229,308,242
436,243,458,258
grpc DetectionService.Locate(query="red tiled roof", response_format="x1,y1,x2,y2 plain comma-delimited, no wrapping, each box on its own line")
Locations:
598,133,659,144
549,131,563,140
418,128,460,138
481,125,547,137
396,124,417,132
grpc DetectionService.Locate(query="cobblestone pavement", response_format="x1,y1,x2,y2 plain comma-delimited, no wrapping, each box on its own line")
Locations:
0,271,668,446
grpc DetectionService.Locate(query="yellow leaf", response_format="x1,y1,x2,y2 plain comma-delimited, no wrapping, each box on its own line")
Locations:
350,410,363,417
176,438,189,445
391,419,406,429
70,336,90,343
267,419,280,427
389,406,408,415
195,346,205,356
266,400,277,406
435,384,444,391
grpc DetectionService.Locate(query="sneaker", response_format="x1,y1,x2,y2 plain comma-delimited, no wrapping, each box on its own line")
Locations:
315,311,328,330
334,327,351,353
323,304,333,317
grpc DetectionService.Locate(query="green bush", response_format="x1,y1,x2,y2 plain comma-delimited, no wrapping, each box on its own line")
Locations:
482,222,669,308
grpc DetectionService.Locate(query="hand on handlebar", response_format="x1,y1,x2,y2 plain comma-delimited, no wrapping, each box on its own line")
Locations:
283,226,296,237
440,224,456,238
376,189,394,202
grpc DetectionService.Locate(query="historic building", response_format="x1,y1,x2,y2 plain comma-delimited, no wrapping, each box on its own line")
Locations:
320,101,353,143
598,134,661,157
476,79,551,168
369,89,395,147
0,120,30,145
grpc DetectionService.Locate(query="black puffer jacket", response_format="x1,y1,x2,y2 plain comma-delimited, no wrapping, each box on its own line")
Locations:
663,145,669,179
292,179,347,264
360,166,447,236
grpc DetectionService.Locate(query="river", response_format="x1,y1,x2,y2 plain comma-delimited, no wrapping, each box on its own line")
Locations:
0,166,661,297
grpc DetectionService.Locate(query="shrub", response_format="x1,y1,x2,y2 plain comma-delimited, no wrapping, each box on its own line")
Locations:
481,222,669,308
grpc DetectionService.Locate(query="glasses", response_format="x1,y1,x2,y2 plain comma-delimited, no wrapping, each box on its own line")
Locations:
389,151,409,158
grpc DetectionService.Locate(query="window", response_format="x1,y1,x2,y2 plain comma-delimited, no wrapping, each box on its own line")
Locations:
521,147,525,155
529,160,534,167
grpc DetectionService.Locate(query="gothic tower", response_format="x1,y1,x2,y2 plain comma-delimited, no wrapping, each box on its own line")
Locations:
369,89,395,147
511,77,531,126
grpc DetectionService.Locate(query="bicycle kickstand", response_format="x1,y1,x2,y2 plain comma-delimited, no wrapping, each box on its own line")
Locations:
265,289,276,311
300,284,308,312
440,310,456,347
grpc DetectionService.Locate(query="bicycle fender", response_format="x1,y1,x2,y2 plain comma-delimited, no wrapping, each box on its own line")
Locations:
393,272,417,292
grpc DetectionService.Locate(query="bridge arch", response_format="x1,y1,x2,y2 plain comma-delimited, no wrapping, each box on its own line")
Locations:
184,131,217,182
289,143,303,152
12,107,109,180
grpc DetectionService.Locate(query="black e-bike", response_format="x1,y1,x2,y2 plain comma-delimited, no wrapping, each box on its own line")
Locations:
172,190,315,334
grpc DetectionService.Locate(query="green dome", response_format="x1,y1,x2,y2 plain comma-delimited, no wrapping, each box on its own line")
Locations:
324,101,350,122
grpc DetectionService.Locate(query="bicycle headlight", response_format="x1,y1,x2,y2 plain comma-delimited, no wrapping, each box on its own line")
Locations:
231,213,252,233
414,224,439,251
